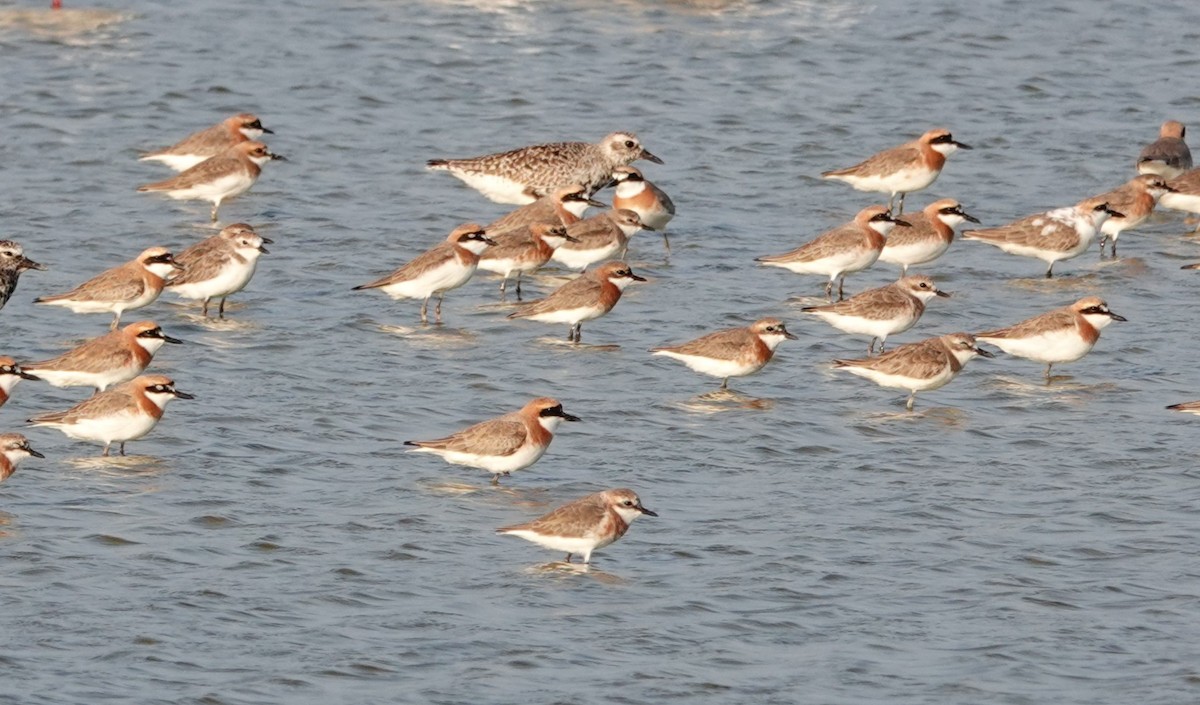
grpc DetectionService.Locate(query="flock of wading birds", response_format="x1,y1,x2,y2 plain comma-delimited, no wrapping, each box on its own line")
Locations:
5,116,1200,563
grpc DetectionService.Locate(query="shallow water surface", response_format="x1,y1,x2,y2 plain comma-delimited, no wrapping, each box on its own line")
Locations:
3,1,1200,703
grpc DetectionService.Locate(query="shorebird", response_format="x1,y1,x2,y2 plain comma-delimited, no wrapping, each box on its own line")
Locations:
353,224,495,324
834,332,992,411
0,240,45,311
165,223,271,317
477,223,578,299
427,132,662,205
406,397,580,484
976,297,1125,379
551,209,652,271
484,184,604,239
821,128,971,215
651,318,796,389
803,275,949,354
756,205,908,301
28,374,194,456
23,321,181,392
1160,167,1200,229
611,166,675,253
961,199,1122,277
507,261,645,343
497,488,656,564
137,140,285,221
1091,174,1174,257
0,433,43,485
139,113,273,172
877,199,978,275
1137,120,1192,180
0,356,38,409
34,247,181,329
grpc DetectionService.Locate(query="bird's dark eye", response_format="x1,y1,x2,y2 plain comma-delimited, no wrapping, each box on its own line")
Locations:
623,500,633,506
919,282,929,288
624,140,635,148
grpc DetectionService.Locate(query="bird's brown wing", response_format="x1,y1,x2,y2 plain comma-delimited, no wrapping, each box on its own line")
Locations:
37,265,145,303
836,339,946,377
167,237,232,286
355,243,455,289
499,492,607,534
654,328,752,361
138,153,243,191
759,223,864,263
977,309,1073,339
26,334,131,373
29,387,139,425
509,275,602,318
825,143,921,179
409,415,527,457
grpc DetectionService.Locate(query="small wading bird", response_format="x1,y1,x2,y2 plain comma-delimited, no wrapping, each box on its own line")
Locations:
405,397,580,485
651,318,796,390
353,224,495,324
821,128,971,215
496,488,657,564
975,297,1125,380
427,132,662,205
833,332,993,411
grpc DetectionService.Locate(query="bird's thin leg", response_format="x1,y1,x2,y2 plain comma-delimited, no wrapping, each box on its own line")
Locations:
838,276,845,301
110,313,120,331
824,280,833,302
869,338,878,355
515,272,523,300
900,264,908,277
887,193,896,214
435,294,444,323
662,232,671,255
564,554,573,563
201,298,210,317
102,442,110,457
499,277,508,296
219,297,227,318
1045,263,1054,279
1111,238,1118,258
419,297,429,324
210,202,220,222
1045,363,1053,381
896,192,906,216
491,474,500,486
720,377,729,390
906,392,916,412
119,442,126,456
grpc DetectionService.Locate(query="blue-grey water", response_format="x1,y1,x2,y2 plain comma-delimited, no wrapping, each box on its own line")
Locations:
3,1,1200,703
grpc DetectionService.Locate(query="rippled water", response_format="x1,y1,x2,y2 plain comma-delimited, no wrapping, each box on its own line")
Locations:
4,0,1200,702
